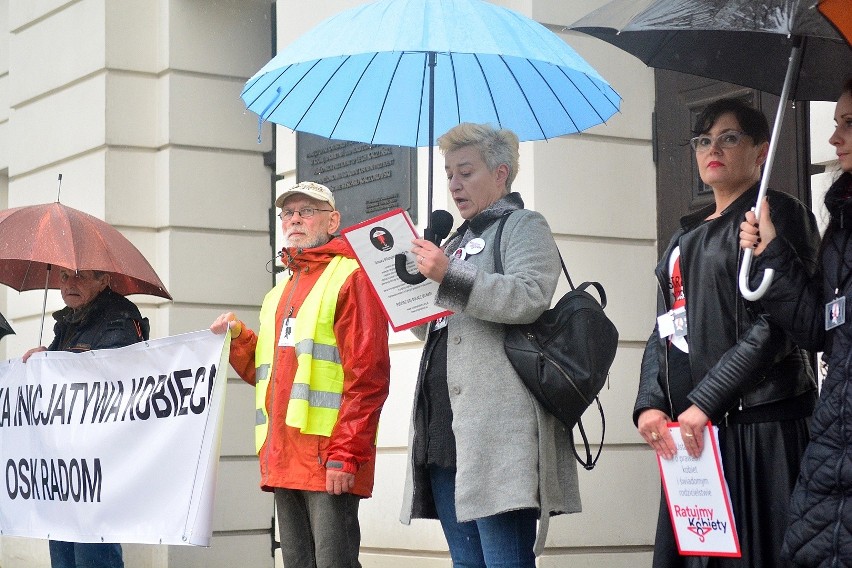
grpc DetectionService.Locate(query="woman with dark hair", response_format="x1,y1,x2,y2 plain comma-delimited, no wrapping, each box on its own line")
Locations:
740,79,852,566
636,98,821,567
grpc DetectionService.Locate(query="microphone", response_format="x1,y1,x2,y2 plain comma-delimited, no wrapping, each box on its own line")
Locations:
424,210,454,245
395,209,454,285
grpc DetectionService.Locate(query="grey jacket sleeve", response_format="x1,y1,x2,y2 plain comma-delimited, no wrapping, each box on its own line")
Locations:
435,210,560,324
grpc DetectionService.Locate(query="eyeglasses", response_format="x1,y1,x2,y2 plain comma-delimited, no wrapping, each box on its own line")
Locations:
278,207,333,220
690,130,749,152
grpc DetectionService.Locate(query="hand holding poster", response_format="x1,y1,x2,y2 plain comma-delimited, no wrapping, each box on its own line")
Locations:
657,423,741,557
0,330,229,546
341,208,451,331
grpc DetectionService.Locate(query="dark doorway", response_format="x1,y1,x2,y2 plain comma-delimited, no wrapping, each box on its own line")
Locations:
653,70,811,259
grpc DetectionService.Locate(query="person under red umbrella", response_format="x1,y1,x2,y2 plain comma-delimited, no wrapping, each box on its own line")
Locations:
22,267,149,568
740,78,852,566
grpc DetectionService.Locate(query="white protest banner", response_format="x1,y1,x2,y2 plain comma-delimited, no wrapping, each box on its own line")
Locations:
658,423,741,557
0,330,229,546
341,208,452,331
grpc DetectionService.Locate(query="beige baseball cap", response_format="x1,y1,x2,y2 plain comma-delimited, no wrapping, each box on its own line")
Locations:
275,181,335,209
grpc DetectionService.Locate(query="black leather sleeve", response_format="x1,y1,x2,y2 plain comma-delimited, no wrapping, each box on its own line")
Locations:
750,236,826,352
634,330,669,425
688,314,792,417
689,192,821,417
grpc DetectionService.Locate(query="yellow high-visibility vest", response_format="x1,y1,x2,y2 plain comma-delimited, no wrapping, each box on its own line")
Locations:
253,256,358,452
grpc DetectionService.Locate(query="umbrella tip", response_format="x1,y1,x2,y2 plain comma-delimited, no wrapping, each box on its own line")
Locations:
56,173,63,202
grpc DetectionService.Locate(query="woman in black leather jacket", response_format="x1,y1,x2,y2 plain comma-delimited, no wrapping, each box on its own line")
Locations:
636,98,821,567
740,80,852,567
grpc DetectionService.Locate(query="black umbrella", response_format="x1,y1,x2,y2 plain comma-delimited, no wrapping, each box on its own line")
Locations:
569,0,852,300
0,310,14,341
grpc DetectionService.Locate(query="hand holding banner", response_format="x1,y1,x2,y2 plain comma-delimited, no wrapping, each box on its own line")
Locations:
0,330,230,546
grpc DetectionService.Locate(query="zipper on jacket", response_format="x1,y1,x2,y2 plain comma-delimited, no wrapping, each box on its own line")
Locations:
655,276,676,416
830,349,852,566
262,271,300,481
734,250,745,414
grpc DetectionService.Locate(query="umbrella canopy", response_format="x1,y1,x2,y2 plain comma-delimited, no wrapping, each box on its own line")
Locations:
569,0,852,300
569,0,852,102
819,0,852,45
242,0,621,150
0,202,171,300
0,311,14,341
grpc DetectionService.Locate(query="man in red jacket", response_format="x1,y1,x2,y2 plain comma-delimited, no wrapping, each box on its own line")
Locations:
211,182,390,568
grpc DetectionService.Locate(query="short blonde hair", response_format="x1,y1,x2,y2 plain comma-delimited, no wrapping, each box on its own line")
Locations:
437,123,519,190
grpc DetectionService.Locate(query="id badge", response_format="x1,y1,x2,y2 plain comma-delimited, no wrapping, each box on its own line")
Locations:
826,296,846,330
279,317,296,347
672,307,688,338
432,316,448,332
657,311,674,338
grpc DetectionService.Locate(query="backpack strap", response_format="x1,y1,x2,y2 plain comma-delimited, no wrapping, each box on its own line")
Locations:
493,212,574,290
571,400,605,470
492,210,605,470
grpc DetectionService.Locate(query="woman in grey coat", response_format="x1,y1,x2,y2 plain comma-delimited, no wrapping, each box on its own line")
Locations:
400,122,580,567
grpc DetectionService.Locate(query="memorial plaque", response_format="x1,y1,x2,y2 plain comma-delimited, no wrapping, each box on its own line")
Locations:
296,132,418,230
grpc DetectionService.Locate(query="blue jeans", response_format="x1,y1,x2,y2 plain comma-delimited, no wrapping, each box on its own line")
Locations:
429,466,537,568
49,541,123,568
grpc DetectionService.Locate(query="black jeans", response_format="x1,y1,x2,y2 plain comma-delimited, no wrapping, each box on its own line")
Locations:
274,488,361,568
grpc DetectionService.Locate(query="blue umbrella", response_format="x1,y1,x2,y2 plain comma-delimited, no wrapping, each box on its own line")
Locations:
241,0,621,220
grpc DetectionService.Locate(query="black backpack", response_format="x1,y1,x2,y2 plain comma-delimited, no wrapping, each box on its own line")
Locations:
494,212,618,470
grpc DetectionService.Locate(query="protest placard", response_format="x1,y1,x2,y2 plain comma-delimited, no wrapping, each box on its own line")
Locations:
341,208,451,331
658,423,740,557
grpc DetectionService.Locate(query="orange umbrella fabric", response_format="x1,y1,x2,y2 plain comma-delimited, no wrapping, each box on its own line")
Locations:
819,0,852,45
0,202,171,300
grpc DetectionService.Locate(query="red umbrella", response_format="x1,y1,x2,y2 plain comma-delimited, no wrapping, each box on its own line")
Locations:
0,202,171,300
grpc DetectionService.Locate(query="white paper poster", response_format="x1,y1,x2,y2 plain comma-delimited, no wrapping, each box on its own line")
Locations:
0,330,230,546
657,423,741,557
341,208,452,331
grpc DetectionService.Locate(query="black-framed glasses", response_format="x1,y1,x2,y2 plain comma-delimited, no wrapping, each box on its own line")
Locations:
278,207,334,220
690,130,749,152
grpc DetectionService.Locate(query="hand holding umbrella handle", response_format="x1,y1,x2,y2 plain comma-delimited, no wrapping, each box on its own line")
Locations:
737,38,797,303
738,248,775,301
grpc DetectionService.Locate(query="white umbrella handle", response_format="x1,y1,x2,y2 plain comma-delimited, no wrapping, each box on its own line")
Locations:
739,186,774,300
737,37,802,301
739,248,775,301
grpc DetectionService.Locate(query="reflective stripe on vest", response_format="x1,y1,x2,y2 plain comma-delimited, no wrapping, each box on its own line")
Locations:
252,255,358,453
253,282,287,454
285,255,358,436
